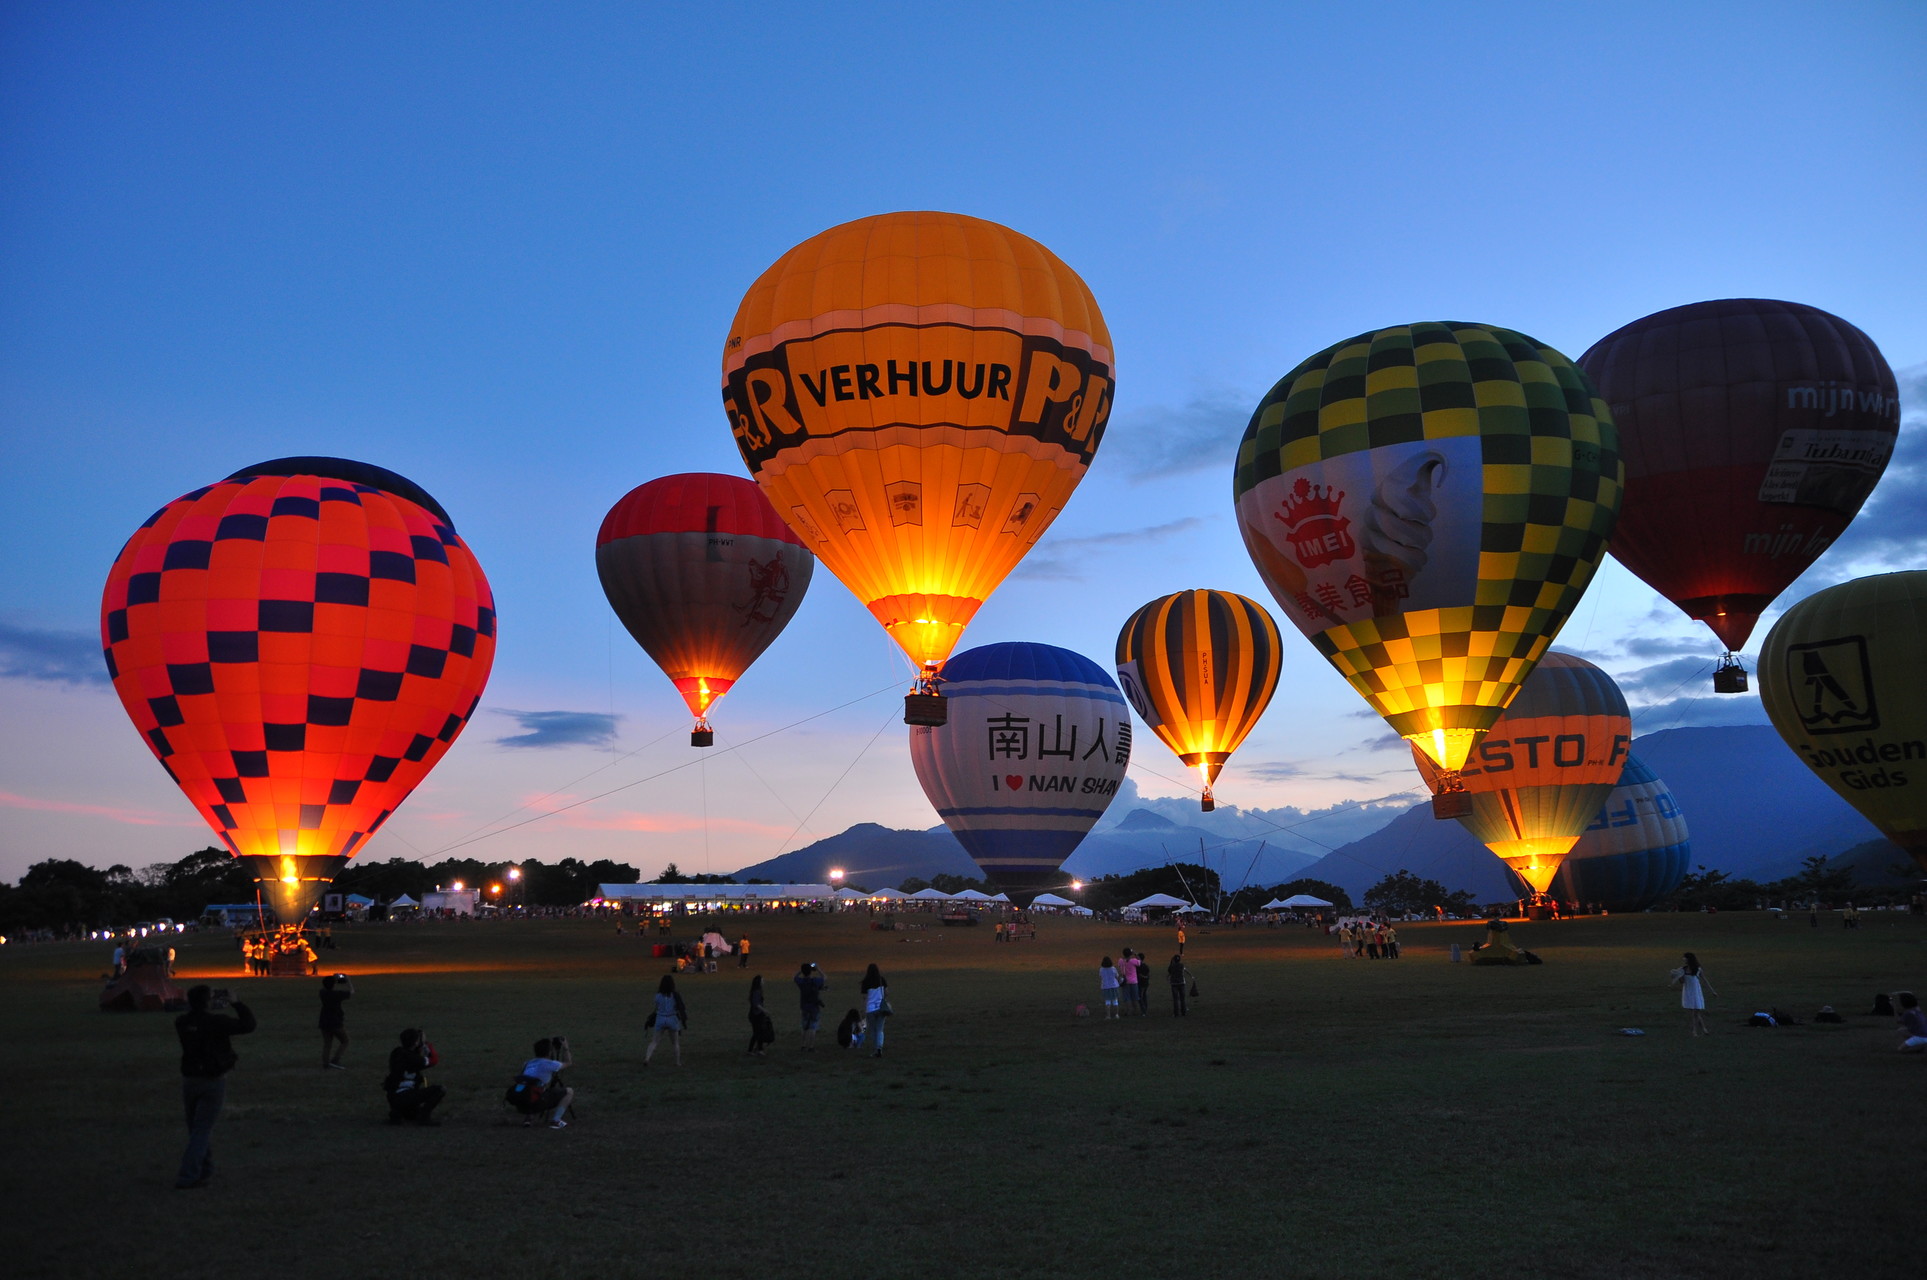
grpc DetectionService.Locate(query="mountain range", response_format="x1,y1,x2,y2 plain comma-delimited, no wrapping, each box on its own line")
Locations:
732,725,1912,899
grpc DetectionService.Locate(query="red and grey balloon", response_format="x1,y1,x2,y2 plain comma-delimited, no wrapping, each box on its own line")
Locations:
596,473,813,745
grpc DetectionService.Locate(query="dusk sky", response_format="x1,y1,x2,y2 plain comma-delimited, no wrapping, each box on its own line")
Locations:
3,2,1923,885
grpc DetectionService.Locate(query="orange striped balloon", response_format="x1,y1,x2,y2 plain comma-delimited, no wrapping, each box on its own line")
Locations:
1115,590,1282,810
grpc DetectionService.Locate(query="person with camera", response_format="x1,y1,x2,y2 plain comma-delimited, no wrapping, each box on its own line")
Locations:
173,984,255,1189
318,973,353,1070
384,1028,445,1125
644,974,689,1067
794,961,827,1050
518,1036,574,1129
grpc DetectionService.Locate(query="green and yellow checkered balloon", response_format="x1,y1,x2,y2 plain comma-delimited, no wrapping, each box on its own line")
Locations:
1232,322,1622,774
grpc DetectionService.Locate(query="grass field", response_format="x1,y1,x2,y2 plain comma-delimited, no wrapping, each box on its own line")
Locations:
4,909,1924,1280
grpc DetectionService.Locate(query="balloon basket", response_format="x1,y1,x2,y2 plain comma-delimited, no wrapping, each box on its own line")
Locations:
690,728,714,747
904,692,947,726
1713,657,1748,693
1431,788,1473,820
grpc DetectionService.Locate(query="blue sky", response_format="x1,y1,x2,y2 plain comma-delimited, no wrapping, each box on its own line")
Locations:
3,2,1924,883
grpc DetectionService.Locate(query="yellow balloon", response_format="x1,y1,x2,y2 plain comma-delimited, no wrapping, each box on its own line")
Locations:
1758,570,1927,873
723,212,1113,695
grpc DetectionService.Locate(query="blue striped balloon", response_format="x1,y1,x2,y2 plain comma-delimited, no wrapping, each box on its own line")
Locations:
1521,754,1691,910
910,642,1132,900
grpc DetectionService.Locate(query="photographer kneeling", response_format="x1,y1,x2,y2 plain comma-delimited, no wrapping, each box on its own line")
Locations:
384,1028,445,1126
517,1036,574,1130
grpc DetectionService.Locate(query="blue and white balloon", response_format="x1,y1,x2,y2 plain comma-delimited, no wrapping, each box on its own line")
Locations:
910,642,1131,900
1534,754,1691,910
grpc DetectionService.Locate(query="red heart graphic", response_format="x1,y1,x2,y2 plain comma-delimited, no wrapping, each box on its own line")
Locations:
1005,775,1024,791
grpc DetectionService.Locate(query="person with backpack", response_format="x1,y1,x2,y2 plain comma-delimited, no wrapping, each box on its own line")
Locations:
383,1028,444,1125
1167,953,1189,1017
511,1036,573,1129
644,975,688,1067
172,984,255,1189
860,963,890,1057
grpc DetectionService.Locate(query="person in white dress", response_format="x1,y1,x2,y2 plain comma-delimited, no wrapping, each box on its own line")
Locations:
1672,951,1718,1036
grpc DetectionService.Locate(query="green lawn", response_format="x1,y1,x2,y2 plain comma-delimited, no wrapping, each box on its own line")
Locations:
3,910,1923,1279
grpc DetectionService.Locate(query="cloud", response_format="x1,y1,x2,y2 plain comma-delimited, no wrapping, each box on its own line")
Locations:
490,710,619,750
1600,656,1770,735
0,789,195,827
0,620,109,686
1013,517,1207,581
1241,759,1396,786
1106,394,1253,480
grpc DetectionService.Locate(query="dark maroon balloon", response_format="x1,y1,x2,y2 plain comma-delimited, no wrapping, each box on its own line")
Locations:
1578,299,1898,652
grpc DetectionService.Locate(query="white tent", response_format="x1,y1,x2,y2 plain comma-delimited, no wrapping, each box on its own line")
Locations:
991,893,1011,903
1172,903,1210,914
871,888,910,901
832,886,866,899
1126,893,1192,910
1280,893,1334,908
1030,892,1075,908
909,887,953,901
388,894,419,909
1260,898,1289,910
951,888,994,901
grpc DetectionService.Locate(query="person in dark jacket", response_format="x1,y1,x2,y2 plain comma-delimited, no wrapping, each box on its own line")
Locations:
318,973,352,1069
173,984,255,1188
384,1028,445,1125
1167,954,1189,1017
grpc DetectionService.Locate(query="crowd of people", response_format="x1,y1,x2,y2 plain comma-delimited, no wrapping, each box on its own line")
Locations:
1096,948,1191,1017
1333,920,1400,959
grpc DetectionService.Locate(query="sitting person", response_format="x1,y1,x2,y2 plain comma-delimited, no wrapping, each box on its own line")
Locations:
835,1008,866,1050
384,1028,445,1125
516,1036,574,1129
1897,992,1927,1053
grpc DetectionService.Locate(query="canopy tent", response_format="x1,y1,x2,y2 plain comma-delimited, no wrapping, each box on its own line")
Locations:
344,893,376,906
832,887,867,899
909,888,953,901
1172,903,1210,914
388,895,419,909
1030,892,1076,907
951,889,994,901
991,893,1011,903
871,888,911,901
1126,893,1192,910
1280,894,1334,908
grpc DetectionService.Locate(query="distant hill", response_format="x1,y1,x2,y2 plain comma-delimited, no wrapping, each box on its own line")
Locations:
1294,724,1898,901
731,807,1324,891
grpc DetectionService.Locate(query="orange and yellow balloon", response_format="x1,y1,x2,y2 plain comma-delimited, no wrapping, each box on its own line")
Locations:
722,211,1113,718
1115,589,1282,811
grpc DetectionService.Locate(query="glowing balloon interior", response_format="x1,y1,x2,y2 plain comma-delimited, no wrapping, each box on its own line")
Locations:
100,458,496,921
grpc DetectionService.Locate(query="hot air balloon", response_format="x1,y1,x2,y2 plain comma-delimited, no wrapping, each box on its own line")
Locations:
100,458,496,922
1114,590,1281,811
1409,652,1631,896
1517,754,1690,912
1233,322,1622,815
909,642,1131,901
1758,571,1927,873
596,473,813,746
722,211,1114,726
1578,300,1899,691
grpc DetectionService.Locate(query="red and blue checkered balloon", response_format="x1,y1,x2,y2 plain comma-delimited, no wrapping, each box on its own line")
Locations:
100,458,496,921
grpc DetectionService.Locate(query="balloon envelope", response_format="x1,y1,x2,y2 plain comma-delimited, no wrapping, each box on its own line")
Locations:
722,211,1113,677
1412,652,1633,894
1519,754,1690,911
1758,570,1927,872
100,458,496,921
596,473,812,733
1234,322,1622,775
1115,589,1281,809
909,642,1131,900
1578,299,1899,652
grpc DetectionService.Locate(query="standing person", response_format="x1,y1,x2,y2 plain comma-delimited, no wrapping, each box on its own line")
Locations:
173,984,256,1189
1119,947,1140,1016
1386,926,1400,959
111,939,126,978
1895,992,1927,1052
1099,956,1121,1018
738,934,751,968
1366,926,1381,960
645,974,688,1067
318,973,352,1070
383,1028,445,1125
1672,952,1719,1036
746,975,776,1056
794,962,827,1050
518,1036,574,1129
860,964,890,1057
1134,950,1151,1016
1167,954,1188,1017
1176,920,1187,955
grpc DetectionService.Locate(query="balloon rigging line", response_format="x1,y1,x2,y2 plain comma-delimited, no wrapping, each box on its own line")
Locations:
426,681,903,855
769,700,900,861
439,721,687,850
713,729,817,841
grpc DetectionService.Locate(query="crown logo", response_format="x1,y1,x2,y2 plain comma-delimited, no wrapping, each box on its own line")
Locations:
1274,477,1353,569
